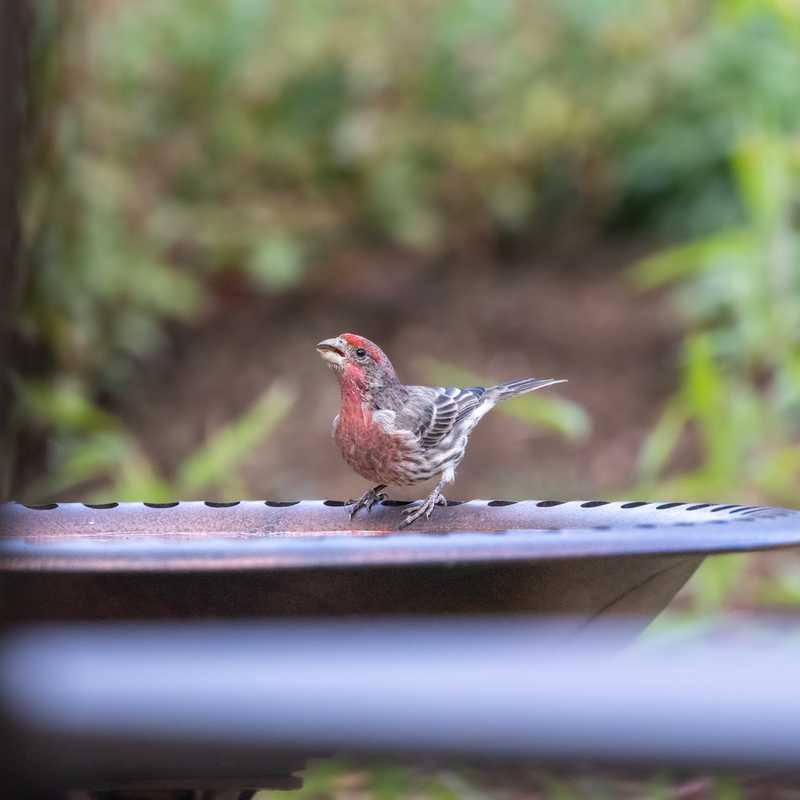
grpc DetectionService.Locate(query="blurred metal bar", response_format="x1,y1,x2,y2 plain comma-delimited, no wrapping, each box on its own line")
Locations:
3,617,800,794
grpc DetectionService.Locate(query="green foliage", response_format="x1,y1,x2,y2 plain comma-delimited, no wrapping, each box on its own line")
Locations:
713,775,744,800
631,20,800,614
254,760,753,799
633,131,800,508
635,334,763,500
254,761,471,800
758,565,800,606
17,378,294,502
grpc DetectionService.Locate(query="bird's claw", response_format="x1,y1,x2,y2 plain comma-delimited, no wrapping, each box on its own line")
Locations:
400,492,447,528
347,485,387,519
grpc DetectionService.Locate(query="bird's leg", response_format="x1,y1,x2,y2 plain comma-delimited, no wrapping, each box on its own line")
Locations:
401,479,448,528
347,484,387,519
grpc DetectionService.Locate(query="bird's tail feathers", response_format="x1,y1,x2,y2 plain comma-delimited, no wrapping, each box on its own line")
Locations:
490,377,567,400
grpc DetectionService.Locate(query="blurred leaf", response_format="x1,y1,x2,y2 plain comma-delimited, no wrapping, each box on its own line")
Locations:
369,765,413,800
758,567,800,606
50,432,133,490
638,613,721,648
101,454,174,504
632,228,753,289
691,554,749,614
502,394,591,441
249,234,307,291
732,135,791,231
487,178,535,231
366,158,442,250
274,63,349,138
682,335,720,414
177,382,295,494
15,378,118,432
527,769,582,800
637,396,688,481
426,771,481,800
682,335,750,483
752,444,800,504
712,775,744,800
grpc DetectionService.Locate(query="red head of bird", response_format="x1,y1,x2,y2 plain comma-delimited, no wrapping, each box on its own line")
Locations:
316,333,399,397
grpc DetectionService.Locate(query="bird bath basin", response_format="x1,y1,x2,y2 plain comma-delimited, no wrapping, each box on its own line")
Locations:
2,499,799,633
3,499,800,794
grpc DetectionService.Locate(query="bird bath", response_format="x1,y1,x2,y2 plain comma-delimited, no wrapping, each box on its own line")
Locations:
1,499,799,633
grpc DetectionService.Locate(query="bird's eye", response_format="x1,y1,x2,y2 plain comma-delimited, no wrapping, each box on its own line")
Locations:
355,347,367,358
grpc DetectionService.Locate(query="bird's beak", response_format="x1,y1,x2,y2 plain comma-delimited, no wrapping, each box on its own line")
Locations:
316,337,346,368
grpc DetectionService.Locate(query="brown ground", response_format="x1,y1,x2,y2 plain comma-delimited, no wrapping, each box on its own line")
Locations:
123,241,683,502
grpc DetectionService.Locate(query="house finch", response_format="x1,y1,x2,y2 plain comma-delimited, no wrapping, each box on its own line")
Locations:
317,333,566,528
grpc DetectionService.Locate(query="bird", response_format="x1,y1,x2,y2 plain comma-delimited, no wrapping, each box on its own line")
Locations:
316,332,566,528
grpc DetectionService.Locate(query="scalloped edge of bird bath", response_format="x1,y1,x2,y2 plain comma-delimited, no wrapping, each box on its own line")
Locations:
0,498,798,572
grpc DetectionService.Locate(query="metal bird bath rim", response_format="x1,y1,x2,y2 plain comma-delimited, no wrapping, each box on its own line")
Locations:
1,498,799,630
0,498,798,572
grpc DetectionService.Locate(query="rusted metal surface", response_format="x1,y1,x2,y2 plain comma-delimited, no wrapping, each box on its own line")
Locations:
1,499,798,628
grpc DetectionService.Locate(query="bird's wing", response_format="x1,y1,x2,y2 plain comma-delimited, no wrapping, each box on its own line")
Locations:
396,386,487,450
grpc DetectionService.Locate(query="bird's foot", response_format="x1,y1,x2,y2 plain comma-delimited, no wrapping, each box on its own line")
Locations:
347,484,387,519
400,490,447,528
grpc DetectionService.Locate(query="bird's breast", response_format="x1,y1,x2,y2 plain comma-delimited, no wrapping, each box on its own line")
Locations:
333,403,416,485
